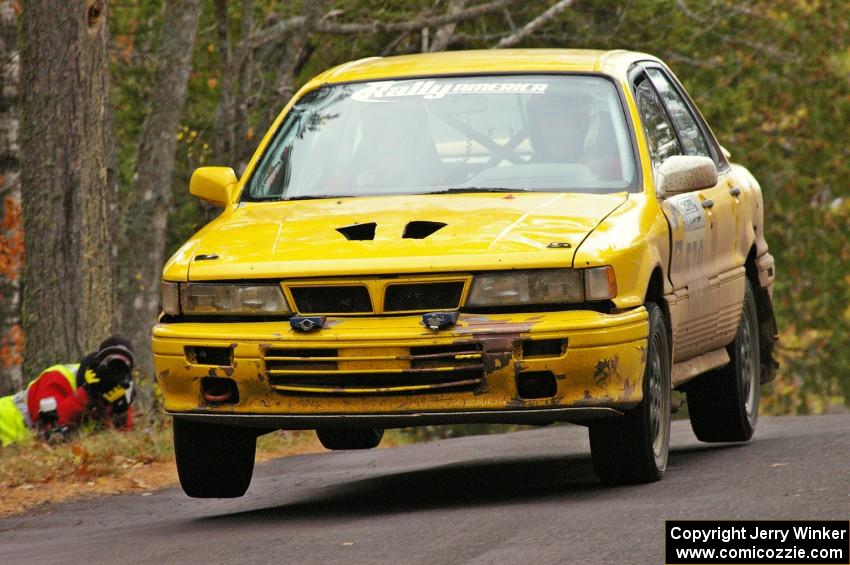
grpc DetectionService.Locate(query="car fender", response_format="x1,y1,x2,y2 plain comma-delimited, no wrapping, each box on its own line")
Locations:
572,193,670,311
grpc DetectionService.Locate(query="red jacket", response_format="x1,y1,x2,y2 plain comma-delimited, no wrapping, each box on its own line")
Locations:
26,369,133,430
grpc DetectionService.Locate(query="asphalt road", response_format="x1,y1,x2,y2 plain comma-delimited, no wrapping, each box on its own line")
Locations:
1,414,848,564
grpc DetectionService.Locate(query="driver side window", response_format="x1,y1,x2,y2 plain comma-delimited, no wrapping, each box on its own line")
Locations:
634,75,682,169
646,68,712,160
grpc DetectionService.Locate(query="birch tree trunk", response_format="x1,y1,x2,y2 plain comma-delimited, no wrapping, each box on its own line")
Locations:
212,0,255,168
429,0,466,52
0,0,20,393
212,0,236,167
118,0,203,376
19,0,114,376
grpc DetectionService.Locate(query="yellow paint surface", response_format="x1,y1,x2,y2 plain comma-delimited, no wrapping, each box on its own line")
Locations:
155,49,771,422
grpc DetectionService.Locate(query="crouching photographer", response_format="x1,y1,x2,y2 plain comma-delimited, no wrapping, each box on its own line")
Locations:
0,336,136,446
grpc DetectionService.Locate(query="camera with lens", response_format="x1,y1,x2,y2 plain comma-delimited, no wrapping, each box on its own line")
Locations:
98,353,133,385
93,342,135,388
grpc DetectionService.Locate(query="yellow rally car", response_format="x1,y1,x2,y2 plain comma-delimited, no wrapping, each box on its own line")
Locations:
154,49,778,497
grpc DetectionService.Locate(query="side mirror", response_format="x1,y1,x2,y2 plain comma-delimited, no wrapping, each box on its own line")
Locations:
657,155,717,197
189,167,239,207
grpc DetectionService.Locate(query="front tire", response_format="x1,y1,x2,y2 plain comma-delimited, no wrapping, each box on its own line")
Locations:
589,302,671,484
316,428,384,450
686,278,761,442
173,418,257,498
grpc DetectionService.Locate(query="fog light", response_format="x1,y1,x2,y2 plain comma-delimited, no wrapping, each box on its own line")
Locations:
516,371,558,399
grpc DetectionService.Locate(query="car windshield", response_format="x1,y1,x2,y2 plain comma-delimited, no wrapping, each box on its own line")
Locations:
246,74,637,201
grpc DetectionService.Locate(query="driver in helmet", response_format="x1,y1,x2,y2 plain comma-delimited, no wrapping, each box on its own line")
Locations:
526,92,591,163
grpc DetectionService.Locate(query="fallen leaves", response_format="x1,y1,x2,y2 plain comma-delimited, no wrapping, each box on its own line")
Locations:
0,425,326,517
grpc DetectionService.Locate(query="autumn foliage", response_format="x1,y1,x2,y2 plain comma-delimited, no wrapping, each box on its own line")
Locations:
0,0,846,412
0,196,24,369
112,0,848,414
0,196,22,279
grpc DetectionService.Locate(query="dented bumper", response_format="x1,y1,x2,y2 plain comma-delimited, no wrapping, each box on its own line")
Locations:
152,308,649,428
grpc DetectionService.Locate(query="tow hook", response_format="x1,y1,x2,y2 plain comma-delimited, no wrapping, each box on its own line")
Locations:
422,312,459,331
290,316,326,332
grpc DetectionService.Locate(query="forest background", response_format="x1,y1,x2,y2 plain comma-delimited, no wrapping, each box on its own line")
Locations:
0,0,847,420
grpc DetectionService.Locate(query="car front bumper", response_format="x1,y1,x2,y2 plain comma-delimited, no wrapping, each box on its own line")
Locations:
152,308,648,429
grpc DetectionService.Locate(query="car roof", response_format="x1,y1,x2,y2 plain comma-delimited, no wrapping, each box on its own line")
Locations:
309,49,661,85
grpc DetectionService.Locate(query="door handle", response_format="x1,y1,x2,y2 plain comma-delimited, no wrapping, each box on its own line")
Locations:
729,187,741,197
702,199,714,209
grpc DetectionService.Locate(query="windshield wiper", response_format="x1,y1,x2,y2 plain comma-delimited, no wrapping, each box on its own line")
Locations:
425,187,532,195
278,188,531,200
284,194,353,201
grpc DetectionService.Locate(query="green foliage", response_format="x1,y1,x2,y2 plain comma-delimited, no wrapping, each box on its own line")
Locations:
517,1,850,413
108,0,849,413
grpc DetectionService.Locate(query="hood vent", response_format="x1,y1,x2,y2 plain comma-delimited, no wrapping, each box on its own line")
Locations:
336,221,446,240
336,222,376,241
403,221,446,239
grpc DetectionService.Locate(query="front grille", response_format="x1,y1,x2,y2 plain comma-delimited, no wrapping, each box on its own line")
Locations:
263,343,484,394
285,279,466,314
268,370,482,391
290,285,372,314
384,282,464,312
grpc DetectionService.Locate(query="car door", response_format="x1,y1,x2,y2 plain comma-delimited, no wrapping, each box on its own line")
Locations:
632,68,717,362
644,66,745,353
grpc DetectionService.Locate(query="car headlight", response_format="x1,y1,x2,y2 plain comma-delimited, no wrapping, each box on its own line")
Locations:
179,283,291,315
467,270,585,307
466,267,616,307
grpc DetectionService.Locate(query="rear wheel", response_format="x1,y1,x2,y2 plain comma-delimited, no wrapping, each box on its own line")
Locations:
316,428,384,450
589,302,671,484
686,279,760,442
173,418,256,498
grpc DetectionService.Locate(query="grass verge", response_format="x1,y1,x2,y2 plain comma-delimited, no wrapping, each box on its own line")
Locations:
0,420,325,516
0,418,421,517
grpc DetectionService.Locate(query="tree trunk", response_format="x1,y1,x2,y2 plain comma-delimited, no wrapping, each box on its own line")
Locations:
0,0,21,393
232,0,255,171
212,0,255,169
118,0,203,376
258,0,320,151
212,0,236,166
19,0,113,376
429,0,467,52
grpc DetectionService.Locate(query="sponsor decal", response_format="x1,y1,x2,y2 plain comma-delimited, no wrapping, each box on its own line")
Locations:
667,194,705,232
351,80,549,102
664,193,710,318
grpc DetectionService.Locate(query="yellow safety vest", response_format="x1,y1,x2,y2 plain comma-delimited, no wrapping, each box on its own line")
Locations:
0,364,79,447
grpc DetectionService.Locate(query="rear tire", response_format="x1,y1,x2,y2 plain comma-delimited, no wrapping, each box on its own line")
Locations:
686,279,760,442
316,428,384,450
173,418,256,498
589,302,671,484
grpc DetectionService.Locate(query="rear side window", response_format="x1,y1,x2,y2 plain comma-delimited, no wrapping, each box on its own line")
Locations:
645,68,711,159
634,75,682,167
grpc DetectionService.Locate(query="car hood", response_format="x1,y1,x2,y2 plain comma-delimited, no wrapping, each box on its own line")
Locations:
181,192,628,280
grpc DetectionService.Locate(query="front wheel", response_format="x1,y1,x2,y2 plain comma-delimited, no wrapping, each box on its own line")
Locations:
589,302,671,484
173,418,257,498
686,278,761,442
